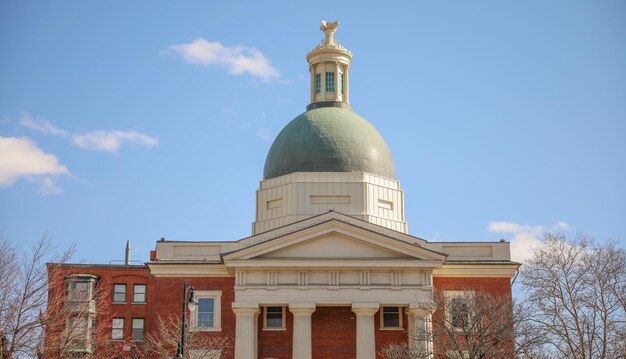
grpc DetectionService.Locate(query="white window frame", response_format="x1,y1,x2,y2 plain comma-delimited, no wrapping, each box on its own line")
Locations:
111,318,124,340
189,349,222,359
190,290,222,332
66,315,92,350
68,281,93,302
131,318,144,341
113,283,126,304
444,290,475,331
133,284,146,304
380,306,403,330
263,305,286,330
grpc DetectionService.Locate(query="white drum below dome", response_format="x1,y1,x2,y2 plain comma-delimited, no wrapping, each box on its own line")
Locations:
252,171,408,235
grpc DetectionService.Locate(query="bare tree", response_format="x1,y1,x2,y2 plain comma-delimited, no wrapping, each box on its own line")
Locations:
520,233,626,359
0,233,75,358
381,290,528,359
42,265,116,358
133,313,231,359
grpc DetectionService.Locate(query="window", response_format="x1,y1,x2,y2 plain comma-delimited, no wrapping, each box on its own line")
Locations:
315,73,321,94
133,284,146,303
340,73,344,95
264,306,285,329
325,72,335,92
65,274,97,302
191,290,222,331
113,284,126,303
67,315,90,349
198,298,215,328
111,318,124,340
444,291,474,331
381,306,402,329
450,298,469,329
68,281,91,302
131,318,144,341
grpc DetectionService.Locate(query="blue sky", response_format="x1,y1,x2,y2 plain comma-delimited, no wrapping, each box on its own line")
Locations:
1,1,624,264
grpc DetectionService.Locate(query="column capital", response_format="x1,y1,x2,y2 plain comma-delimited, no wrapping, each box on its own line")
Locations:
232,302,259,315
289,303,316,315
352,303,379,316
408,302,437,316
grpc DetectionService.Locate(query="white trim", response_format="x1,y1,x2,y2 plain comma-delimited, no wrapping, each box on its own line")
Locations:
262,305,287,330
147,263,231,277
226,259,442,269
434,264,519,278
227,218,443,262
443,290,474,331
190,290,222,332
379,306,403,330
111,317,124,340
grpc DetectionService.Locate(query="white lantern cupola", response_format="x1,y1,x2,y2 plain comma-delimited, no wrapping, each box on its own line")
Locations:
306,20,352,110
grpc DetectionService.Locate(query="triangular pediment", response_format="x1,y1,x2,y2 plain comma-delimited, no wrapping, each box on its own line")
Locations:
258,232,415,260
223,216,446,267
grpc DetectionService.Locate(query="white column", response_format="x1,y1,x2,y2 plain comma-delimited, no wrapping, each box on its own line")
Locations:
289,303,316,359
320,62,326,101
233,302,259,359
352,303,379,359
344,64,350,103
407,304,435,359
334,61,340,101
310,64,315,103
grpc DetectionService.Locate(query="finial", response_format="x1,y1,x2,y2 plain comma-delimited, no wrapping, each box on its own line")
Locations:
320,20,339,45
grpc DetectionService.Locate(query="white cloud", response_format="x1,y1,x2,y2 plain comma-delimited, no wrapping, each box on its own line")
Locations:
72,130,159,153
19,113,70,137
257,128,273,142
0,137,69,193
18,113,159,153
166,38,280,80
553,222,570,230
37,177,63,196
487,221,570,263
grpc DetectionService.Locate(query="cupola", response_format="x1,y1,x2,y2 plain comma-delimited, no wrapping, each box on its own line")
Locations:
306,21,352,110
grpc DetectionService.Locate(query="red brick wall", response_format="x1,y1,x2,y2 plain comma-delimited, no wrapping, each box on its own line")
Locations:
432,276,514,358
152,276,236,358
46,266,513,359
45,265,152,359
311,306,356,359
257,308,293,359
374,307,409,358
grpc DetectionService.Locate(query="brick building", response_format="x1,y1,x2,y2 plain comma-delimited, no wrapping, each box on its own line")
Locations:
46,21,519,359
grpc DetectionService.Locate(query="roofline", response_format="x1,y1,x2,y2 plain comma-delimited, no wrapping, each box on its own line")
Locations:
429,241,512,244
47,263,148,269
223,216,448,260
443,260,521,265
238,210,429,244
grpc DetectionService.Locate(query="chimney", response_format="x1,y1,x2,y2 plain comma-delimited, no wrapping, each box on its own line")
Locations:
125,240,131,265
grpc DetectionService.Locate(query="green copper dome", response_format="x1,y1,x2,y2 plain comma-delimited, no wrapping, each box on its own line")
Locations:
263,107,395,180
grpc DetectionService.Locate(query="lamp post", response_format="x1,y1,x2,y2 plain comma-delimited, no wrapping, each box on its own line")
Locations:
174,283,197,359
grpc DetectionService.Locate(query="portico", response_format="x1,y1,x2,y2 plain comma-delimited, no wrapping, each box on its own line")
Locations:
231,301,435,359
225,212,444,359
